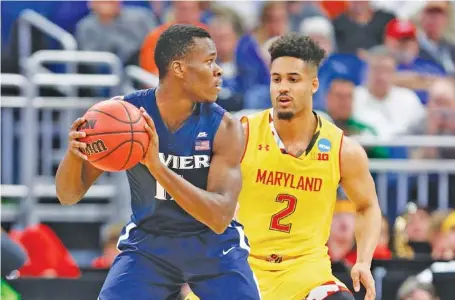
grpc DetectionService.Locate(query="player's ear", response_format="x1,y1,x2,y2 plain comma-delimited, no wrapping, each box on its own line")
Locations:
312,76,319,94
171,61,185,79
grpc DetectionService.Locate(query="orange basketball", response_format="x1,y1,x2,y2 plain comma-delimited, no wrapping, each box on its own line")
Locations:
78,99,149,172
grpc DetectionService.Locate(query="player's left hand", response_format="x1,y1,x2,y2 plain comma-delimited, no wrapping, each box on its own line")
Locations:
140,107,160,170
350,262,375,300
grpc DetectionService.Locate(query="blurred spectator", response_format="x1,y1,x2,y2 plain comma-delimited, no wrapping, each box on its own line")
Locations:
411,79,455,208
328,200,356,263
325,77,388,158
1,229,27,278
353,46,426,139
207,14,243,111
299,16,335,56
287,1,328,32
384,19,420,66
76,0,158,65
140,1,206,75
9,224,80,278
371,1,427,20
91,224,122,269
429,210,454,261
417,1,455,74
394,204,432,259
236,2,288,95
214,1,261,32
382,18,448,104
333,1,395,54
328,200,392,265
397,277,440,300
414,79,455,159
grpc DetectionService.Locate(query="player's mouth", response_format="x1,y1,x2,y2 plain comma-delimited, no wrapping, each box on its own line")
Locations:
277,96,292,107
215,80,222,92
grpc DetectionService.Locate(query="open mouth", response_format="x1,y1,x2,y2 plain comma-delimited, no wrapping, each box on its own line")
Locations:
215,81,222,91
278,96,292,105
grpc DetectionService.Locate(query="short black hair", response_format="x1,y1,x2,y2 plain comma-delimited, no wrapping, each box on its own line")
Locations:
268,33,326,68
154,24,211,79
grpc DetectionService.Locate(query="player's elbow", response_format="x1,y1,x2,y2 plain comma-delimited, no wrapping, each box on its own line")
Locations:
211,209,235,234
211,221,230,235
56,187,80,206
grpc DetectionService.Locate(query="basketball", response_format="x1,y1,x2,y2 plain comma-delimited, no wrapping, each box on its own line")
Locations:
78,99,149,172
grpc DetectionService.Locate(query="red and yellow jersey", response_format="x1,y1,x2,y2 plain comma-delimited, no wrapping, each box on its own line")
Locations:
238,109,343,271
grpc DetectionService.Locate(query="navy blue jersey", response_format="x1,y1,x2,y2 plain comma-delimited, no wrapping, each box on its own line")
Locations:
123,88,225,236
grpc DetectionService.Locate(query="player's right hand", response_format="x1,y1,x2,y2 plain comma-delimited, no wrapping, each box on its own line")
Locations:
68,117,88,160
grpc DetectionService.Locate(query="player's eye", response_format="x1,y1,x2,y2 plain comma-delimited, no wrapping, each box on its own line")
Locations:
289,77,299,83
207,59,213,65
272,78,280,83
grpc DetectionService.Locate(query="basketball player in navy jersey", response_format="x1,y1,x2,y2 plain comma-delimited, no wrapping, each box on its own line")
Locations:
56,25,260,300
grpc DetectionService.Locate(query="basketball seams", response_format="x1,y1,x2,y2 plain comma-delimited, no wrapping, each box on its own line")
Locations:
85,130,147,137
91,139,133,163
117,101,135,171
87,108,143,124
83,99,149,171
90,140,146,165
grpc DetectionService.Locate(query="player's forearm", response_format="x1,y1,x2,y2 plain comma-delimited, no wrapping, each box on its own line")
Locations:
55,151,92,205
354,202,382,265
149,163,235,234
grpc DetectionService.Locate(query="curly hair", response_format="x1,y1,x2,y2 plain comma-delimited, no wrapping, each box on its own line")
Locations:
154,24,211,79
268,33,326,68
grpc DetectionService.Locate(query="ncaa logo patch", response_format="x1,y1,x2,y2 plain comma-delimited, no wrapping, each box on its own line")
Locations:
317,138,331,153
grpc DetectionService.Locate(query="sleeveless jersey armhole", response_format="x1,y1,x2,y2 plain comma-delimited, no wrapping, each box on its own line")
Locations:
240,116,249,163
338,134,344,184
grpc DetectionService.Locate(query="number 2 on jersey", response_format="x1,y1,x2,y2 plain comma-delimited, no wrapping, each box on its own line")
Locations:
269,194,297,233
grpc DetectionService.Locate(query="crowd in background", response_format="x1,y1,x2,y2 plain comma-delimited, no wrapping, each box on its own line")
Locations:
1,1,455,299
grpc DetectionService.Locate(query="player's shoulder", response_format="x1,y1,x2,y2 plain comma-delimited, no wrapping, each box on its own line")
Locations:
340,136,368,167
121,88,155,109
123,88,155,102
200,102,226,118
235,109,270,126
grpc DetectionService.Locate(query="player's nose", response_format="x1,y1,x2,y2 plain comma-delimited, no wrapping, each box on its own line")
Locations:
278,82,289,93
213,63,223,77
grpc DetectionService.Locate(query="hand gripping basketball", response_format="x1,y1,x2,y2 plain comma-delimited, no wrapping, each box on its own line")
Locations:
68,117,88,160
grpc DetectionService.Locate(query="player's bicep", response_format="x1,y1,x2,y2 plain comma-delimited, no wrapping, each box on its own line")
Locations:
207,114,244,197
339,136,378,210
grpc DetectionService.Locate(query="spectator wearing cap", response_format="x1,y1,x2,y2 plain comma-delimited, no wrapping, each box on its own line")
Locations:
397,277,440,300
332,1,395,54
299,16,335,56
383,18,447,104
385,18,420,66
417,1,455,74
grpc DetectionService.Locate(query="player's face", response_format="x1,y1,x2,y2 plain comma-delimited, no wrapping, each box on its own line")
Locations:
182,37,223,103
270,57,318,120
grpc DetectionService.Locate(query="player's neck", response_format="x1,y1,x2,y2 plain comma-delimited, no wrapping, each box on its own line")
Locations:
155,84,196,132
273,108,317,144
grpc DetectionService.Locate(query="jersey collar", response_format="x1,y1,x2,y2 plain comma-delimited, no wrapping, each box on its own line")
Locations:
268,108,322,157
